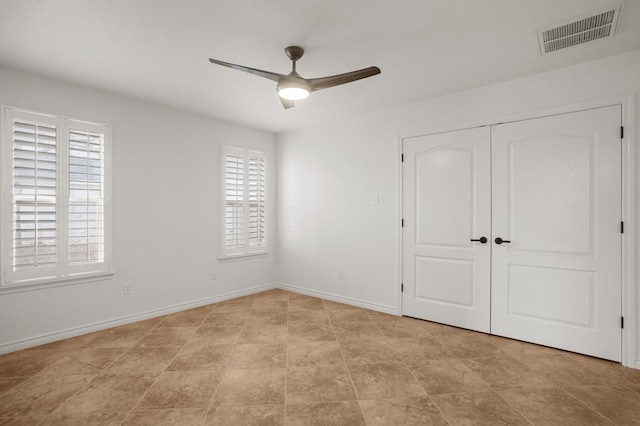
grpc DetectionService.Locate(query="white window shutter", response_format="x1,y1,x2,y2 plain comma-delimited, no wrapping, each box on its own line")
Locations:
11,117,58,273
248,155,265,247
225,153,245,251
68,127,105,266
222,147,266,258
1,106,112,287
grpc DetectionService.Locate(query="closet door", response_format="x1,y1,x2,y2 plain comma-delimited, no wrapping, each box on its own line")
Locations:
491,106,622,361
402,127,491,332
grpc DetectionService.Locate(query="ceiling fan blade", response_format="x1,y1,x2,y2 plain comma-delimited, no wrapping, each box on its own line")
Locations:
209,58,285,83
308,66,381,91
279,96,295,109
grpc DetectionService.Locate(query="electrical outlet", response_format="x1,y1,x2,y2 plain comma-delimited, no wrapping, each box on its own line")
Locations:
212,271,218,280
123,283,132,295
337,269,344,280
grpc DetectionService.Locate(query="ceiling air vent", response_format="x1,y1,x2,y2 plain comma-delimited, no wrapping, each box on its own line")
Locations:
537,3,622,55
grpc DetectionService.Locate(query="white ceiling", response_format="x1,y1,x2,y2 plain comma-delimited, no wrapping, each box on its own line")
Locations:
1,0,639,134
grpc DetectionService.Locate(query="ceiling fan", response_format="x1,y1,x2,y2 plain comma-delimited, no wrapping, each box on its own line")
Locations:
208,46,381,109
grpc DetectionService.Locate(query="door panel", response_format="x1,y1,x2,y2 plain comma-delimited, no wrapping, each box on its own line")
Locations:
415,257,473,307
403,127,491,333
491,106,621,361
415,147,474,247
509,135,593,255
507,265,594,328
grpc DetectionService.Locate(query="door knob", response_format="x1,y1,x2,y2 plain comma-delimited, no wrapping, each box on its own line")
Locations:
470,237,488,244
495,237,511,244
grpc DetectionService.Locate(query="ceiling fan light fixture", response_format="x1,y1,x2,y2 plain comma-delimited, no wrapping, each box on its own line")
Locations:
278,85,309,100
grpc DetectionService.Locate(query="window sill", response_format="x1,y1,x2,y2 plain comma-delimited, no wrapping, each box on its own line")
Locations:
218,252,269,263
0,271,114,294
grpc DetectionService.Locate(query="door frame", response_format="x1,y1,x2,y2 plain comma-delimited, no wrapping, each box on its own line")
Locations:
398,94,637,368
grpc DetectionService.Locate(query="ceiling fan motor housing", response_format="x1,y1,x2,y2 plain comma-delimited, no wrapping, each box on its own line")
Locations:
284,46,305,61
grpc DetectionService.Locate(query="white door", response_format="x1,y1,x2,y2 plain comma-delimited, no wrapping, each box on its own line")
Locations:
491,106,622,361
402,127,491,333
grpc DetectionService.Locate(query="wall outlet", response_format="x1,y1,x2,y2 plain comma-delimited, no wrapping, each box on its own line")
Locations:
337,269,344,280
123,283,132,295
212,271,218,280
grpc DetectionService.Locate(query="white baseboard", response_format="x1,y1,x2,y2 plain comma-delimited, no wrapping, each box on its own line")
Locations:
275,282,399,315
0,283,277,355
1,282,400,354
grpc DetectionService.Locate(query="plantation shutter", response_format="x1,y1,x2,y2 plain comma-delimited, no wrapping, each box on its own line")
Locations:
68,127,105,267
248,155,265,246
222,147,266,257
11,115,58,274
225,153,245,252
1,106,111,287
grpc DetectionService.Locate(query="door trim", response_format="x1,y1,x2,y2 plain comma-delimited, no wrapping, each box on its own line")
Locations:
398,94,637,368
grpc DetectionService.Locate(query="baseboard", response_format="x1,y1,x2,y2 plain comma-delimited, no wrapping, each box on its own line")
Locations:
275,282,399,315
1,281,400,354
0,282,277,355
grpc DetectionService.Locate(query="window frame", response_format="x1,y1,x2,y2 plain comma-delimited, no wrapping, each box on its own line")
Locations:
220,145,267,261
0,105,112,290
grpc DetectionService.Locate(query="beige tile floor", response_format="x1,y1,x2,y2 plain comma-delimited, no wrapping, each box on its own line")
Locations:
1,289,640,425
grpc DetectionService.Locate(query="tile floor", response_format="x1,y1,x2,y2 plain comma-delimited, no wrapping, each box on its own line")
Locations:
1,289,639,425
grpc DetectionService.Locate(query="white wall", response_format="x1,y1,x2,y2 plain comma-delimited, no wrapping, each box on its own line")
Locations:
1,48,639,366
0,65,278,352
277,49,640,366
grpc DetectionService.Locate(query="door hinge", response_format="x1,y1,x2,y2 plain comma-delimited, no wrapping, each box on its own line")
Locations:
621,221,624,234
620,126,624,139
621,316,624,329
401,153,404,162
401,283,404,292
401,218,404,227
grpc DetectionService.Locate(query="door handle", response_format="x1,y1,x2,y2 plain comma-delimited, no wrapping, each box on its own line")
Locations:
495,237,511,245
470,237,488,244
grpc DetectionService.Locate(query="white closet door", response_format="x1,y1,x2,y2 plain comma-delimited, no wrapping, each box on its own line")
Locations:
402,127,491,333
491,106,622,361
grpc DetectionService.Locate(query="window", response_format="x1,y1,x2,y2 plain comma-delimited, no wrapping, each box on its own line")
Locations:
1,106,111,287
222,146,266,258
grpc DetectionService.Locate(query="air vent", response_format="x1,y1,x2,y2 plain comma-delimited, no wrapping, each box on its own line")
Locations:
537,3,622,55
